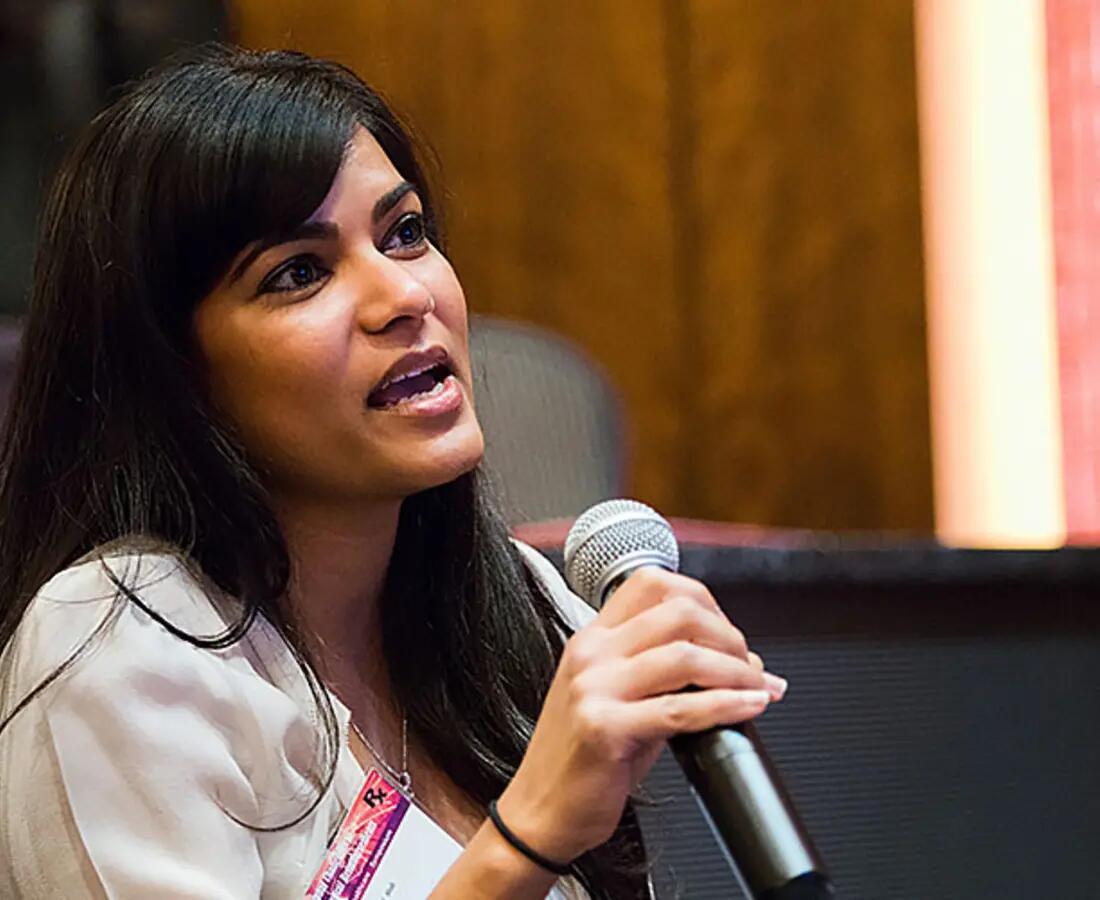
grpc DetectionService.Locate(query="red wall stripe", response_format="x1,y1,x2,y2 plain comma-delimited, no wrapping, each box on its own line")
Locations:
1046,0,1100,542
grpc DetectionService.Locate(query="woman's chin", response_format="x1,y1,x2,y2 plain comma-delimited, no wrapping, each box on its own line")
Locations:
396,424,486,495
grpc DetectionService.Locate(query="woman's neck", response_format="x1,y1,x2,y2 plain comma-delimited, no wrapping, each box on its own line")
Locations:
276,494,401,722
276,493,484,832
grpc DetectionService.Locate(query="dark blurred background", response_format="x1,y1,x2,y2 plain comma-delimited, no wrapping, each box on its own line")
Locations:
0,0,231,309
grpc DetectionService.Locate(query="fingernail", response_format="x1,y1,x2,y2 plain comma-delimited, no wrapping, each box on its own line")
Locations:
746,689,771,707
763,672,788,700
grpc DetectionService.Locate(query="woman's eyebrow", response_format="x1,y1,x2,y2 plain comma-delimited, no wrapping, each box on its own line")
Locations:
373,180,417,223
228,221,337,285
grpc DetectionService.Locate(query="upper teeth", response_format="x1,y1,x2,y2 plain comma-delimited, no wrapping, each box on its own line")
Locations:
384,364,436,388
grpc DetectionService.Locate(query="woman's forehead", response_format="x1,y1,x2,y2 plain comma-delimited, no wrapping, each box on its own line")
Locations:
306,127,406,222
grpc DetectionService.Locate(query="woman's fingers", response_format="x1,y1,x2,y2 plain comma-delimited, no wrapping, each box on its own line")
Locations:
607,592,749,661
597,568,723,629
622,688,772,742
613,640,766,699
564,570,787,704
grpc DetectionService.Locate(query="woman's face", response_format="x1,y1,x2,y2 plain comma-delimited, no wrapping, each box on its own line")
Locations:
193,127,484,505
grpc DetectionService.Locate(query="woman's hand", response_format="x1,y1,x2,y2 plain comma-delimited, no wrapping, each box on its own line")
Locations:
496,567,787,865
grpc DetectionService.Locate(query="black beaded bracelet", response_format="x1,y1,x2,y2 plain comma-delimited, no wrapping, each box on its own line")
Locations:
487,799,573,877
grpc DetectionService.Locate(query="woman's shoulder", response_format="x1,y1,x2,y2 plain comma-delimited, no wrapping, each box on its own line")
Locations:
1,542,348,843
512,539,596,630
0,547,340,898
5,545,236,695
4,543,343,767
2,544,253,730
35,540,222,617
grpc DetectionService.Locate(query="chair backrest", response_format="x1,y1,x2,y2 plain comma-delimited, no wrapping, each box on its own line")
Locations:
469,315,625,524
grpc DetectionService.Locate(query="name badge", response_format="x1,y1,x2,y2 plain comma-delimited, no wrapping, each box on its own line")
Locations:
306,768,462,899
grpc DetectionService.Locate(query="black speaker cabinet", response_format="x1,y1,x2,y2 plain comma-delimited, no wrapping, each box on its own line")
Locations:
545,540,1100,899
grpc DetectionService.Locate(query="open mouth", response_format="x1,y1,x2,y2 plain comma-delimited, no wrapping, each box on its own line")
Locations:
366,361,454,409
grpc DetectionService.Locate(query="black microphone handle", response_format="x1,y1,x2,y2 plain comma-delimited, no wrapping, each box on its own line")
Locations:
668,722,833,899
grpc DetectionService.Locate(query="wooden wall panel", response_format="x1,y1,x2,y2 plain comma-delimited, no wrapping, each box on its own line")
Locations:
687,1,932,529
234,1,932,530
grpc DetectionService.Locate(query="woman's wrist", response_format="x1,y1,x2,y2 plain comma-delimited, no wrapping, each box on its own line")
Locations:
495,782,583,866
431,816,559,899
487,799,573,876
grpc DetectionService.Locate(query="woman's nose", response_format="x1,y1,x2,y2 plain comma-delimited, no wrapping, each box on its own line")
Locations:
356,255,435,334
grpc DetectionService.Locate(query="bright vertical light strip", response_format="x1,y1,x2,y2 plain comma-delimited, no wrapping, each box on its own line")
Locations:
915,0,1065,548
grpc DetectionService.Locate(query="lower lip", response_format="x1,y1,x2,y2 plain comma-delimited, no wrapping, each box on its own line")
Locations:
372,374,464,417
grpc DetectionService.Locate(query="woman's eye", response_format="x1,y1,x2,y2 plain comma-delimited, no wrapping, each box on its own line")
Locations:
259,254,330,295
384,212,427,254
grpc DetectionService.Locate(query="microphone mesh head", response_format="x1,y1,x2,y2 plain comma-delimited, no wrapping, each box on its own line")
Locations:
563,499,679,606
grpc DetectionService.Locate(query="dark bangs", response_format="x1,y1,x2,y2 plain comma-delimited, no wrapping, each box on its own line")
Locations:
111,43,438,340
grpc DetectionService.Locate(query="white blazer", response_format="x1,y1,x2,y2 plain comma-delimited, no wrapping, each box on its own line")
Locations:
0,541,595,899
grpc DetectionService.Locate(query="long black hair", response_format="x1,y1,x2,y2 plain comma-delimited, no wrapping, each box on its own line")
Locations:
0,43,648,896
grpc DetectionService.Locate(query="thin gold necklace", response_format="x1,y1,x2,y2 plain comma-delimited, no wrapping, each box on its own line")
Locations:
350,713,413,798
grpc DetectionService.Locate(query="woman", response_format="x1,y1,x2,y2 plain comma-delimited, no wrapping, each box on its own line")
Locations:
0,44,785,899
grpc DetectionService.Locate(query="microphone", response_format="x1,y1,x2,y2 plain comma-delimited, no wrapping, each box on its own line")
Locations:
564,500,834,900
